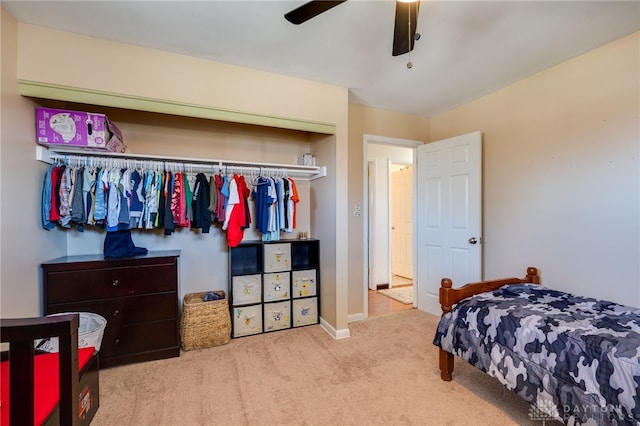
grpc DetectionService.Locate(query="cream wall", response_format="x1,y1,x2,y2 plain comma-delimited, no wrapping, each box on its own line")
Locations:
430,32,640,306
16,24,341,126
347,105,429,317
2,18,351,335
0,10,67,317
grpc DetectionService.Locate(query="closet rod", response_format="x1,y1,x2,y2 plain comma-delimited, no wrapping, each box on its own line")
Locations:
35,146,327,180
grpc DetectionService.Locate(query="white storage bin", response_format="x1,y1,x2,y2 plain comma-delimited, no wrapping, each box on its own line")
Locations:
232,274,262,306
263,301,291,332
263,272,290,302
292,269,317,298
292,297,318,327
264,243,291,272
36,312,107,352
232,304,263,337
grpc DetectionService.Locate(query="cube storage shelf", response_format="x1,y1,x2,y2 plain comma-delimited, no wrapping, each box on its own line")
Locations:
229,239,320,337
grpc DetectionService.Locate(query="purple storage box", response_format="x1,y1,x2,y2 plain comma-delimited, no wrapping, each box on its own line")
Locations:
36,107,126,153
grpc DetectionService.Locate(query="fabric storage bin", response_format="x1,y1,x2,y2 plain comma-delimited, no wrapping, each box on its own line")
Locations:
263,272,290,302
232,274,262,305
263,301,291,332
233,304,263,337
292,297,318,327
264,243,291,272
35,312,107,352
181,291,231,351
292,269,317,298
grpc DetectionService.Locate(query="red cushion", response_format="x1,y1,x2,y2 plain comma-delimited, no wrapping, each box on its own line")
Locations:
0,347,95,425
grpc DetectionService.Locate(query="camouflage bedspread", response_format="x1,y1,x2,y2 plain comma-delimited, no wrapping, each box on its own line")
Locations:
433,284,640,425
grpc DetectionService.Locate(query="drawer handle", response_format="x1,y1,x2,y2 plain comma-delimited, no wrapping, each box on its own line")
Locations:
273,250,284,256
112,279,119,286
114,338,120,346
113,309,120,317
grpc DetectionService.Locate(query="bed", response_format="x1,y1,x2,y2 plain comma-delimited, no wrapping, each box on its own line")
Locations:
1,314,100,425
432,267,640,425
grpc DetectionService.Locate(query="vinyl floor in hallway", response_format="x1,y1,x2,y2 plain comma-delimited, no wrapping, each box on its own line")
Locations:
368,276,415,317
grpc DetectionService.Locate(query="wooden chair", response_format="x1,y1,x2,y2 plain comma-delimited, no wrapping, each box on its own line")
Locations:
0,314,100,425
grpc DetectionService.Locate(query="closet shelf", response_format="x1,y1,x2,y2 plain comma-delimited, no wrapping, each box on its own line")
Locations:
35,146,327,181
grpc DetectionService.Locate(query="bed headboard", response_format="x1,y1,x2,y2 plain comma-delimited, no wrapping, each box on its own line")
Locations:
439,267,540,314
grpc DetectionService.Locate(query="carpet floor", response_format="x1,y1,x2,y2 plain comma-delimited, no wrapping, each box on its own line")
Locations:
91,309,561,425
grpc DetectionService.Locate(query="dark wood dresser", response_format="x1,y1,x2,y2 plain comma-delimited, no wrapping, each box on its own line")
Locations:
42,250,181,368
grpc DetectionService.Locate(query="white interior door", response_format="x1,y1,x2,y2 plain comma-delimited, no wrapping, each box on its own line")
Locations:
391,166,413,280
416,132,482,315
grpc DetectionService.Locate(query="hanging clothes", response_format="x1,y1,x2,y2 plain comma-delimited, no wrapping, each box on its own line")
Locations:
41,164,56,230
191,172,212,233
129,170,144,228
163,171,176,235
214,174,226,224
83,167,97,227
252,176,272,235
69,166,86,231
287,177,300,231
225,174,251,247
184,172,195,225
39,157,307,244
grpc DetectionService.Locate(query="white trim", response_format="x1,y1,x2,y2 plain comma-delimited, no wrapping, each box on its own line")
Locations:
320,316,351,339
364,134,423,148
36,145,327,181
386,158,392,289
348,312,366,323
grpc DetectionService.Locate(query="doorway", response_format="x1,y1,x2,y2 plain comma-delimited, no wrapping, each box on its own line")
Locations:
363,135,422,317
362,132,483,318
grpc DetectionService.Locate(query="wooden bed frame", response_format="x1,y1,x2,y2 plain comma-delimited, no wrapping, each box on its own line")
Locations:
1,314,100,425
438,267,541,381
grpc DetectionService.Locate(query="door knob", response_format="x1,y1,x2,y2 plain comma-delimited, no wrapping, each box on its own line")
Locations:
468,237,478,244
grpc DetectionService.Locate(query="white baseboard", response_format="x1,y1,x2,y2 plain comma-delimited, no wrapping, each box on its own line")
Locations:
319,316,351,339
347,312,366,323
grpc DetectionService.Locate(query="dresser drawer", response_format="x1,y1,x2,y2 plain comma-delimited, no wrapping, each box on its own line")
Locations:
46,293,177,327
46,264,176,303
99,319,178,357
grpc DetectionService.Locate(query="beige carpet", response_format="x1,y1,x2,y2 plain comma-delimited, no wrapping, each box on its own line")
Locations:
378,286,413,304
92,310,561,425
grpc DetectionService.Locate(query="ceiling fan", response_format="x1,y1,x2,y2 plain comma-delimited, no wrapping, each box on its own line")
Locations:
284,0,421,57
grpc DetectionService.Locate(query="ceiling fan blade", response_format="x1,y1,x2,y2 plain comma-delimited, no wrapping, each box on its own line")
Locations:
392,0,420,56
285,0,347,25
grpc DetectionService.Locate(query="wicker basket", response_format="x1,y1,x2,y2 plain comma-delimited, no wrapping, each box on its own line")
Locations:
181,291,231,351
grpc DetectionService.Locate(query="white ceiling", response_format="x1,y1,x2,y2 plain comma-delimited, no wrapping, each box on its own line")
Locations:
4,1,639,117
